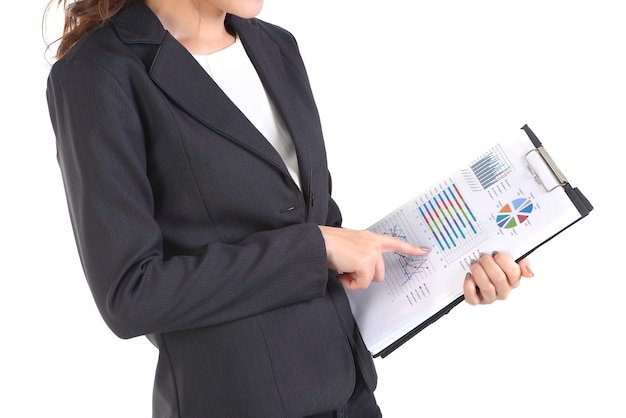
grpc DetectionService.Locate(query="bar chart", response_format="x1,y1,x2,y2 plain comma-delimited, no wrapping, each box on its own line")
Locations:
470,145,513,190
416,181,489,264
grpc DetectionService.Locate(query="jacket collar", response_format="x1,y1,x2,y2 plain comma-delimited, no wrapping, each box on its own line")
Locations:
112,1,312,193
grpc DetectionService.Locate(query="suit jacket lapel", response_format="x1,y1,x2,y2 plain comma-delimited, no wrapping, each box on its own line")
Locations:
113,1,293,178
154,34,292,171
233,17,316,199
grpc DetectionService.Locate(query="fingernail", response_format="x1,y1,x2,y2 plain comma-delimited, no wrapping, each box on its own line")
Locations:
526,266,534,277
465,272,472,280
419,246,432,253
492,251,499,257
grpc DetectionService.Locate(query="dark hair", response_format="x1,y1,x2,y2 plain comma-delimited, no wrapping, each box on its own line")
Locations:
45,0,133,59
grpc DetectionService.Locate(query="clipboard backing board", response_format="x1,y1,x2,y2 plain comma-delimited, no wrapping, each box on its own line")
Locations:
346,125,593,358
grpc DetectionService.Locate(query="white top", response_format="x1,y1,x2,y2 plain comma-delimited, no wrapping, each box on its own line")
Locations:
193,37,301,189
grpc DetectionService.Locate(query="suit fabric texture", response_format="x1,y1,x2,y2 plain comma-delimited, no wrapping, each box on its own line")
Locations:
46,1,377,417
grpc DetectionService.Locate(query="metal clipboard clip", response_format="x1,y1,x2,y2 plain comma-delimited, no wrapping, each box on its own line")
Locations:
524,146,569,192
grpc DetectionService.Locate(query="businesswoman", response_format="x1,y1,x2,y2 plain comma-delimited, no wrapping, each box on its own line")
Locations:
46,0,533,416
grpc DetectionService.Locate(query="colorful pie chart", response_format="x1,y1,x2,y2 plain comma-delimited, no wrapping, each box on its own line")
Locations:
496,198,533,229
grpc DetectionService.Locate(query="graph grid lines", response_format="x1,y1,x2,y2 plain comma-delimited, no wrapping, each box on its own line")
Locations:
470,145,513,189
370,211,433,304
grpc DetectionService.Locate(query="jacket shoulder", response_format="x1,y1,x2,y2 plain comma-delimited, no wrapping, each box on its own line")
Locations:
51,26,141,73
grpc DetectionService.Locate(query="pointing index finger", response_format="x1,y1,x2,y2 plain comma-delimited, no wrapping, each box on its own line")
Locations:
380,235,431,256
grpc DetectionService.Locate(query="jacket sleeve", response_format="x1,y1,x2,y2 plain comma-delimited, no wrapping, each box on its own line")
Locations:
47,56,331,339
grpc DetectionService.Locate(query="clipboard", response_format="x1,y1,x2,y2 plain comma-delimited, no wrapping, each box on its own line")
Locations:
346,125,593,358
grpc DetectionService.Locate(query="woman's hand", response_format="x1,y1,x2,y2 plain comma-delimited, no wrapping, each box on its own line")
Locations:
463,252,534,305
318,226,431,290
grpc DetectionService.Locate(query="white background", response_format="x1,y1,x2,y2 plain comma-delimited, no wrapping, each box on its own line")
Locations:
3,1,624,417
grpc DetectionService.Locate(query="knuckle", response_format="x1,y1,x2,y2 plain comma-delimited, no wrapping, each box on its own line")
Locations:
491,271,508,287
481,284,497,300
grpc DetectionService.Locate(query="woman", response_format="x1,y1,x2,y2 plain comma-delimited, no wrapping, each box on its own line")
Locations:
45,0,533,416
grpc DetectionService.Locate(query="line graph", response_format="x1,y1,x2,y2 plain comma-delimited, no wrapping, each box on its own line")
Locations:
369,211,434,304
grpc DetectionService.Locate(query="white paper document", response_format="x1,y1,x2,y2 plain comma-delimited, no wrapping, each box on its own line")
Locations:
346,126,592,357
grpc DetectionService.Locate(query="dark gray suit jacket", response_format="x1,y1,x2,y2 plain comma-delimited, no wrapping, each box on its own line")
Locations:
47,1,376,417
